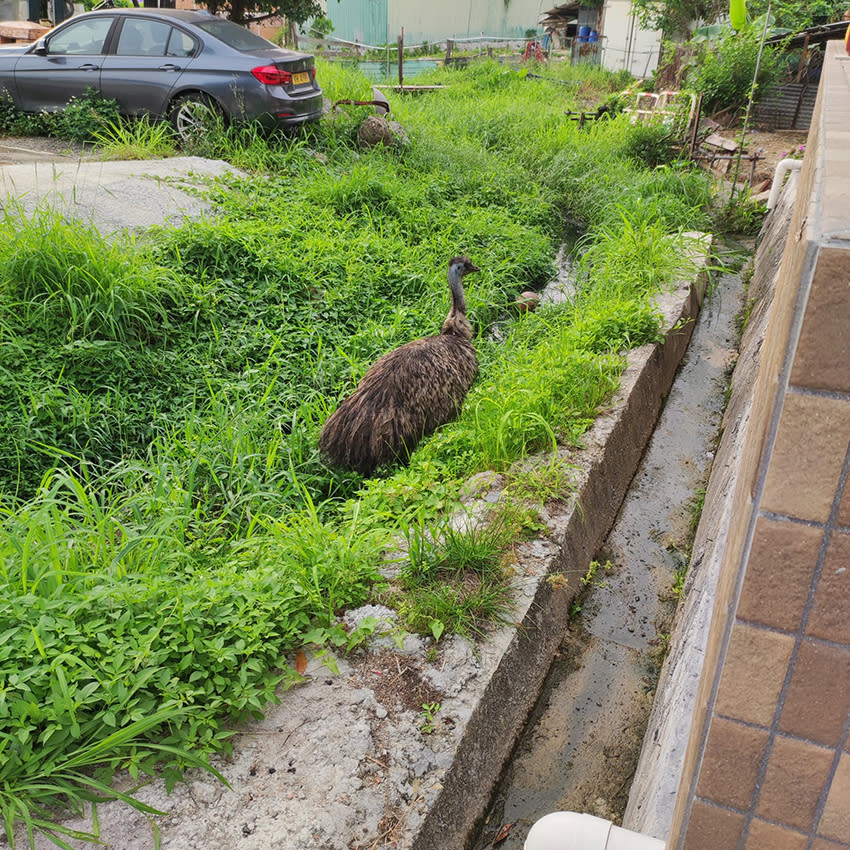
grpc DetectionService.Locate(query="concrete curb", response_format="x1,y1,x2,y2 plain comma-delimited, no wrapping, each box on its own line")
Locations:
413,242,711,849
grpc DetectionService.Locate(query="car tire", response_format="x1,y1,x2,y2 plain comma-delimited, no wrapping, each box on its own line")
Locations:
168,93,224,143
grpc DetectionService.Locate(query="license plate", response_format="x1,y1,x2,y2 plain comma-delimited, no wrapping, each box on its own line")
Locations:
292,71,310,86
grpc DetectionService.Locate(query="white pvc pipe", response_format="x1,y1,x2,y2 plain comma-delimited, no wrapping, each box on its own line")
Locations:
524,812,665,850
766,158,803,210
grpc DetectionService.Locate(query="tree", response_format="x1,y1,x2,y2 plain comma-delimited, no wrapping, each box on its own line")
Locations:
631,0,727,38
633,0,847,39
198,0,321,29
747,0,847,30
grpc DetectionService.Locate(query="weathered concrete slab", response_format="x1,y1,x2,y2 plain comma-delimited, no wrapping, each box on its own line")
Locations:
0,156,238,233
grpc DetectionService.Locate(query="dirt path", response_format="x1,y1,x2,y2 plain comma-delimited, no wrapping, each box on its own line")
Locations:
713,128,809,186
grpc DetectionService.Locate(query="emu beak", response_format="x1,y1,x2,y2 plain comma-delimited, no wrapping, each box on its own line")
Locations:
467,262,480,273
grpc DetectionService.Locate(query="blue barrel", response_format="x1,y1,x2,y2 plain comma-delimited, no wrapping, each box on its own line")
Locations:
578,25,591,42
588,29,598,42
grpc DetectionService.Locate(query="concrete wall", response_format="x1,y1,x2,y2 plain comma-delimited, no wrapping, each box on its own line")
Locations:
599,0,662,77
627,39,850,850
320,0,549,46
387,0,545,44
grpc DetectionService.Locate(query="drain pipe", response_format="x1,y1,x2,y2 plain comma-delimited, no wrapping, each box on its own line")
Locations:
524,812,665,850
766,158,803,210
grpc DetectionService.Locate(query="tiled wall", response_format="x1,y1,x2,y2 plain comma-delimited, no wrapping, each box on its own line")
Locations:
669,42,850,850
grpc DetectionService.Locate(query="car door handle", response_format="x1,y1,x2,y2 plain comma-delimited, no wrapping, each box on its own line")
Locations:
158,63,183,71
76,63,100,71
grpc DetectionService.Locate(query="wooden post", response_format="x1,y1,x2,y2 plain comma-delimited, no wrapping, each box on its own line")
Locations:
791,75,808,128
445,39,453,63
398,28,404,89
687,92,703,159
795,33,810,82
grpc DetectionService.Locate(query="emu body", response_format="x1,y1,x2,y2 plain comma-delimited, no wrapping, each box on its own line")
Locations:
319,256,479,476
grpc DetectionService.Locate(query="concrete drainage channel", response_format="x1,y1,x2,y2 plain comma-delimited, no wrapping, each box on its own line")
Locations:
473,267,747,850
3,156,735,850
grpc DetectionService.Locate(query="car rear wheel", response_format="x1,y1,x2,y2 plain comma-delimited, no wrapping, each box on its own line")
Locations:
168,93,224,143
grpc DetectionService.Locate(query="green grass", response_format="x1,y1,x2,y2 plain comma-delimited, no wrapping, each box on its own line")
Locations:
389,510,517,642
92,116,178,160
0,57,717,845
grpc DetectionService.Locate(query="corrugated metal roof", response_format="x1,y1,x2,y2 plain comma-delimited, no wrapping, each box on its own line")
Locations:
765,20,847,48
753,82,818,130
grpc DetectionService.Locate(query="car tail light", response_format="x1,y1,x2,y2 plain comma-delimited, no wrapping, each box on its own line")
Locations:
252,65,292,85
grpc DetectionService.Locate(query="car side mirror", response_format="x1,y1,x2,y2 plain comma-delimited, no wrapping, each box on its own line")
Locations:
32,40,48,55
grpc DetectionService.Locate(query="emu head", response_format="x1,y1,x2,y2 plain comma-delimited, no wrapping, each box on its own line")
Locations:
448,256,479,281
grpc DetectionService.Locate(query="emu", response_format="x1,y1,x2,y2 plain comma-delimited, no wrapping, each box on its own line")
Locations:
319,256,480,477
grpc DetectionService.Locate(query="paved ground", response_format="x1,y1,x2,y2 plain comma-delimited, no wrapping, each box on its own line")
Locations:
0,137,237,233
0,135,96,163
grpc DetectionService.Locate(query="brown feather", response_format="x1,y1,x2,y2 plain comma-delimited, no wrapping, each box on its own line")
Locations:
319,256,479,476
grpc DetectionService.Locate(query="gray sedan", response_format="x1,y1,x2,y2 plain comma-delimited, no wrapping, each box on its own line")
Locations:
0,8,323,138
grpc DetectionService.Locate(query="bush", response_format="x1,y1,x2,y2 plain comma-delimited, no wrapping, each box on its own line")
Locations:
49,88,121,143
623,123,678,169
687,24,781,115
0,90,50,136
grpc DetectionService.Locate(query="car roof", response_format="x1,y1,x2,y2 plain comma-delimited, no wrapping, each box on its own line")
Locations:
83,8,218,24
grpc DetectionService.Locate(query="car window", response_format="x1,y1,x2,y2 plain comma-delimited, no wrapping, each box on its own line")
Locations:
116,18,172,56
166,28,196,58
194,18,274,51
48,17,113,55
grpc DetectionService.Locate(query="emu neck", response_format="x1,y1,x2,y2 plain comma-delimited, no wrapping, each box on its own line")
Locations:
440,269,472,339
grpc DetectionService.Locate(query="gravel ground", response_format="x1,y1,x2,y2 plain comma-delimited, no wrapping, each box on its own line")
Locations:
0,134,101,162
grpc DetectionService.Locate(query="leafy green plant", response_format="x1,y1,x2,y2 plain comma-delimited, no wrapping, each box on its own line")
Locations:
748,0,845,30
48,88,121,143
623,123,678,169
419,702,442,734
388,514,515,640
0,91,51,136
0,91,21,134
306,14,334,37
672,565,687,598
711,187,766,236
581,558,612,588
0,708,226,850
